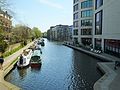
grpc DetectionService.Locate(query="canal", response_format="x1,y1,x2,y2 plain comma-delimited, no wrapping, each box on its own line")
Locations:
5,39,102,90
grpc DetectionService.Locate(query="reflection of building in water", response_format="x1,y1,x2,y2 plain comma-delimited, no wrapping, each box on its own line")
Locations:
17,68,28,79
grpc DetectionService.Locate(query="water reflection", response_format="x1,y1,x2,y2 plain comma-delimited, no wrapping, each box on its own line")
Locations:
17,67,28,80
30,64,42,72
5,39,102,90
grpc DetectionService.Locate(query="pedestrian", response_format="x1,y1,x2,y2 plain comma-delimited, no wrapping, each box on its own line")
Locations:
0,56,4,70
19,54,23,65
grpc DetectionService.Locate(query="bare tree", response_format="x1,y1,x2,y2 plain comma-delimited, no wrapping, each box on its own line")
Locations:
0,0,9,9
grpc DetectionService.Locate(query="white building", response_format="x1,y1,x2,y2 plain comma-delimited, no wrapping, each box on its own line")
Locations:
47,25,72,41
73,0,94,46
93,0,120,58
73,0,79,44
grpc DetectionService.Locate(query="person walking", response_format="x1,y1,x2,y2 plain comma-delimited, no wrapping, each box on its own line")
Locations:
19,54,23,65
0,56,4,70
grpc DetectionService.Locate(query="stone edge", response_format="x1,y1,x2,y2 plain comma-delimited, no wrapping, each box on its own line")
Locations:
0,57,21,90
94,62,117,90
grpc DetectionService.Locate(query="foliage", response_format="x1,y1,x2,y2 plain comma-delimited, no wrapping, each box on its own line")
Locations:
3,45,23,57
0,0,8,8
32,27,42,39
0,29,8,53
0,40,8,53
11,25,32,44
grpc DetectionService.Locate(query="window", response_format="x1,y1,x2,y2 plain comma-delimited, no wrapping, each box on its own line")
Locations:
81,19,92,26
81,28,92,35
73,21,78,28
104,39,120,58
95,38,102,50
81,38,92,46
73,29,78,35
95,10,102,35
81,0,93,9
74,0,78,4
73,4,79,12
95,0,103,9
81,9,93,18
73,12,78,20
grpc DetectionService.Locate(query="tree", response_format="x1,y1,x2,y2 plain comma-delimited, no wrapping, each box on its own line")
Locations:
32,27,42,39
11,25,32,45
0,21,8,53
0,0,8,8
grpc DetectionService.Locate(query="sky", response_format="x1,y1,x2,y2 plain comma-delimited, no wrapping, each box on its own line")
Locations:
10,0,73,32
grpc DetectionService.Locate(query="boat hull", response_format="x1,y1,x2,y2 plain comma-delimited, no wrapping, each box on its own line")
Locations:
30,63,41,68
17,49,33,68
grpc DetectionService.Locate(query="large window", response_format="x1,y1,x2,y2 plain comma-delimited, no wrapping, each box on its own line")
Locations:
95,38,102,50
81,38,92,46
81,28,92,35
81,9,93,18
81,0,93,9
73,29,78,35
95,10,102,35
81,19,92,26
95,0,103,9
104,39,120,58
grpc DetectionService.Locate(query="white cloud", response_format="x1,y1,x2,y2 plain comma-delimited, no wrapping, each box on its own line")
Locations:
38,0,64,9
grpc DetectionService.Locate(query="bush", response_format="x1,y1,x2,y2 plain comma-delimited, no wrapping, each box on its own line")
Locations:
0,41,8,53
3,45,23,58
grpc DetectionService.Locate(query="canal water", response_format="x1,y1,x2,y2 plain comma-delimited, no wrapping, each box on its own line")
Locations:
5,39,102,90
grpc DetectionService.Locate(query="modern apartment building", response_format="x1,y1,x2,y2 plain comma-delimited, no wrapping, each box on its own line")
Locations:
93,0,120,58
73,0,94,46
47,25,72,41
73,0,79,44
0,9,12,40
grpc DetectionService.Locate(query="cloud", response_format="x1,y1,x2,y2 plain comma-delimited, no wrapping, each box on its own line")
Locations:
38,0,64,9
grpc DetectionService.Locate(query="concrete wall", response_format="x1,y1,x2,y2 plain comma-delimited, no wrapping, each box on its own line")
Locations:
93,0,120,51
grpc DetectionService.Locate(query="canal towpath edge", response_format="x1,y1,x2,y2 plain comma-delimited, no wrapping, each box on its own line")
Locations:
0,41,34,90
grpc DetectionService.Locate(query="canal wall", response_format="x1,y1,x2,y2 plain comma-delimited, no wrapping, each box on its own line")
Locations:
94,62,117,90
0,41,34,90
63,44,114,61
63,43,120,90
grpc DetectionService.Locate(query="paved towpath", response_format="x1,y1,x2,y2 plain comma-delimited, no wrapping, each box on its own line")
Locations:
0,41,34,90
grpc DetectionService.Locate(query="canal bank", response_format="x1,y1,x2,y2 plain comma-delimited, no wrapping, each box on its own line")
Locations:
5,39,101,90
63,43,120,62
63,43,120,90
0,41,34,90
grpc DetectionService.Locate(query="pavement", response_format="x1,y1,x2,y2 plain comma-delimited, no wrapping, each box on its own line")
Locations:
63,43,120,90
0,41,34,90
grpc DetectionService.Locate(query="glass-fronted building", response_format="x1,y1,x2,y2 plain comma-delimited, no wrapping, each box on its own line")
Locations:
93,0,120,58
73,0,94,46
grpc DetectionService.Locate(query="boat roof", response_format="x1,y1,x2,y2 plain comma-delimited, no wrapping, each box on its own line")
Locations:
32,50,41,57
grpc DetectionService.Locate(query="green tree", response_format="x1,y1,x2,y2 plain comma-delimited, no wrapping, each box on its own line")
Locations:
11,25,32,45
32,27,42,39
0,23,8,53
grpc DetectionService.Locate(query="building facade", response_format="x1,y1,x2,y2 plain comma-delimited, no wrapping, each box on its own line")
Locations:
0,9,12,40
73,0,79,44
93,0,120,58
73,0,94,46
47,25,72,41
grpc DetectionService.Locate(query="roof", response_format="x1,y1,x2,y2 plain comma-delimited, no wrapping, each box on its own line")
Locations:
32,50,41,57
